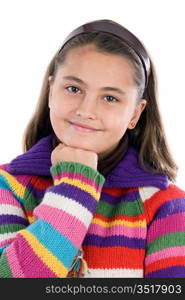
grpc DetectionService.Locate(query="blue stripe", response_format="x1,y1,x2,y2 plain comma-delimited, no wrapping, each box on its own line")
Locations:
0,215,28,226
156,197,185,219
47,184,97,213
0,245,8,255
0,175,23,205
26,219,78,268
83,233,145,249
146,266,185,278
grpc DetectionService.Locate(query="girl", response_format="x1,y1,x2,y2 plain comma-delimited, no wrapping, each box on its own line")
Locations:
0,19,185,278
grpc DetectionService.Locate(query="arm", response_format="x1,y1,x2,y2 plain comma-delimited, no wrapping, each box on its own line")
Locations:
0,162,105,277
144,184,185,277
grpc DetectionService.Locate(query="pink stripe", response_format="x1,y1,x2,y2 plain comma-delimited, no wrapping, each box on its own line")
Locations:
147,212,185,243
0,237,15,248
6,243,25,277
0,164,9,171
53,171,101,192
12,174,31,186
145,246,185,266
35,204,86,248
17,233,58,277
0,189,22,207
6,233,57,277
88,223,146,239
0,168,31,186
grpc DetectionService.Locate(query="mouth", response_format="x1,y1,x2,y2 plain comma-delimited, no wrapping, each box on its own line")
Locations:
70,123,99,133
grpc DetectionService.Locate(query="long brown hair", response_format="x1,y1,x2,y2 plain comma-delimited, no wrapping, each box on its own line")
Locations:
22,28,178,182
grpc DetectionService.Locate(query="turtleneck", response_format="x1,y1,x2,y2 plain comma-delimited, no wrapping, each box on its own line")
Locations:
7,133,168,189
52,132,129,177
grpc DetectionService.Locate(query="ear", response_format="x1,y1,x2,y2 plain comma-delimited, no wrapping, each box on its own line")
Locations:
48,76,53,109
128,99,147,129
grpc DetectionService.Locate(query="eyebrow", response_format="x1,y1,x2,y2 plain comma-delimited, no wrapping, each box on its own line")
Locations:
62,75,126,95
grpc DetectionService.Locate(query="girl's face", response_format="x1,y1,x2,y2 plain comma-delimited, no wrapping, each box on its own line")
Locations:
48,44,147,158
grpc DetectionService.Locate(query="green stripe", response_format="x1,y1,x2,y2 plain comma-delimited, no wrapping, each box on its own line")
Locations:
23,188,42,210
0,251,13,278
147,232,185,255
50,161,105,187
96,198,143,217
0,224,25,234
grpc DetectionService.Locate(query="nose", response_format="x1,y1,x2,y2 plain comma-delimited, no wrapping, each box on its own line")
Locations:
76,95,97,119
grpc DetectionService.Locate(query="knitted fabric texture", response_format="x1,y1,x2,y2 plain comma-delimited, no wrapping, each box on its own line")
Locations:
0,135,185,278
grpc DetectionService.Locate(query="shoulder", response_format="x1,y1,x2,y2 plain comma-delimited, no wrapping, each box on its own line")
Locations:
138,183,185,223
0,162,33,181
0,162,41,193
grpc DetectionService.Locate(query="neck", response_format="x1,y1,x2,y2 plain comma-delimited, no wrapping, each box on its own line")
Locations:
97,132,129,176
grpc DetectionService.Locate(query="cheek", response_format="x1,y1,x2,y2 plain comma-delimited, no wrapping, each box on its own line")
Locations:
49,97,69,119
49,104,66,131
107,111,130,133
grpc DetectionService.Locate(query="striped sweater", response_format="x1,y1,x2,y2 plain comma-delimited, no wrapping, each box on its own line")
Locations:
0,135,185,278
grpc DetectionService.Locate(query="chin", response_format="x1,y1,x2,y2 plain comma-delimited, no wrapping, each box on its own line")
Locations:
69,141,96,151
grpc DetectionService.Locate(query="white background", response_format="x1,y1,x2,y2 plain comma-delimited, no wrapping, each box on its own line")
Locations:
0,0,184,189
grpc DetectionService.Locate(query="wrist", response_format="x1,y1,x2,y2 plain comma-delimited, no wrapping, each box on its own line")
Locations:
50,161,105,188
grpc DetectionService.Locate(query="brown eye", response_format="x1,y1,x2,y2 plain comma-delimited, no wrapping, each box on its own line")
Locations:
66,86,80,93
104,95,119,103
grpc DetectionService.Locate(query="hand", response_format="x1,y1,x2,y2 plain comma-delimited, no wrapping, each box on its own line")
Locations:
51,143,98,171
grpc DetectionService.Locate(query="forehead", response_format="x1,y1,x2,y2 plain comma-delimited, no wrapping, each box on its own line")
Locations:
56,45,135,87
63,44,133,70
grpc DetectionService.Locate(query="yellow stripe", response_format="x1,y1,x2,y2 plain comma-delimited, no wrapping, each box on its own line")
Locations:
19,230,68,277
0,169,26,198
27,216,36,224
92,218,146,228
54,177,99,201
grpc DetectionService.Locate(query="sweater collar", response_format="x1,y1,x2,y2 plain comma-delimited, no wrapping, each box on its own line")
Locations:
7,134,168,189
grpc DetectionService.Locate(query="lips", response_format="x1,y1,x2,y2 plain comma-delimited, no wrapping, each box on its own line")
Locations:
69,121,99,131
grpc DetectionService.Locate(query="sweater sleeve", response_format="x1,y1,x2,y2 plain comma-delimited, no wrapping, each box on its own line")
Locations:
0,161,105,278
144,184,185,278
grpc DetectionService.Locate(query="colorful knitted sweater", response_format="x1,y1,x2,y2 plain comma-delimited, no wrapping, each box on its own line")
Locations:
0,135,185,278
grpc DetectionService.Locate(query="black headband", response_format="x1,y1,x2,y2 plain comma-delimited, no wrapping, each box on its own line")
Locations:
58,19,150,88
